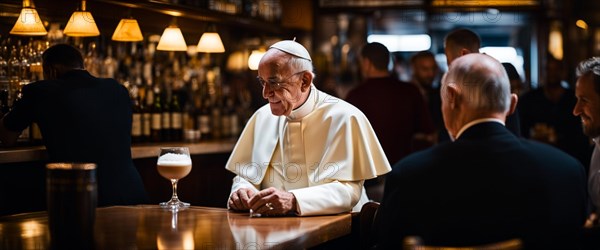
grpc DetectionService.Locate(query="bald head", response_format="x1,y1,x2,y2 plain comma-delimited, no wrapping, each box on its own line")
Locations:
441,54,517,138
443,53,511,112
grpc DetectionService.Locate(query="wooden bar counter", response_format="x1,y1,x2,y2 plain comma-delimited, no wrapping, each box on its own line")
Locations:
0,141,238,216
0,205,352,249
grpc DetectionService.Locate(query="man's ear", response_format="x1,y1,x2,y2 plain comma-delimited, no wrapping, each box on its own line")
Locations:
300,72,312,92
445,83,459,109
507,93,518,115
460,48,471,57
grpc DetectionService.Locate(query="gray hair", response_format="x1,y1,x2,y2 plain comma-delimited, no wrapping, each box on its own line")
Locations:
576,57,600,95
442,54,511,113
288,55,315,78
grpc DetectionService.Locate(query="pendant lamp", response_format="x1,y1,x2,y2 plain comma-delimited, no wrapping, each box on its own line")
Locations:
10,0,47,36
112,18,143,42
63,0,100,37
156,24,187,51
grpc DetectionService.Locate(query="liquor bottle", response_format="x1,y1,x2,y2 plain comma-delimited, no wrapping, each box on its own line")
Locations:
170,94,183,141
29,45,43,82
198,99,212,140
131,94,143,143
0,85,9,117
210,98,222,140
0,46,7,81
142,87,153,142
84,42,100,77
8,46,20,107
161,90,172,142
19,46,30,86
219,96,230,139
0,45,9,117
151,88,162,142
182,78,197,142
101,45,118,79
227,96,240,138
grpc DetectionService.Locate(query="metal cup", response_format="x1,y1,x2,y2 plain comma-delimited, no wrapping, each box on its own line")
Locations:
46,163,97,250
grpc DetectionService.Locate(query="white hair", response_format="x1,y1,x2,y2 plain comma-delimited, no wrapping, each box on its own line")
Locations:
289,56,315,78
441,54,511,113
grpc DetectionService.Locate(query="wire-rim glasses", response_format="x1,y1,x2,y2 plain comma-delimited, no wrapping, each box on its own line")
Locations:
257,71,305,90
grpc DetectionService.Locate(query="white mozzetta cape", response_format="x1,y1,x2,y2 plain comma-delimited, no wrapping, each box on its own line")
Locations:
226,85,391,215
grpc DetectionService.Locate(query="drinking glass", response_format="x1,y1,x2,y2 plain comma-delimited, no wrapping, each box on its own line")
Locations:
157,147,192,209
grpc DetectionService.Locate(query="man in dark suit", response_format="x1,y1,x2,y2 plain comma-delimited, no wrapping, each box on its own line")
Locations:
0,44,148,209
376,54,587,249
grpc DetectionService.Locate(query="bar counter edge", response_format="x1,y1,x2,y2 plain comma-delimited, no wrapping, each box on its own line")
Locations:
0,140,237,164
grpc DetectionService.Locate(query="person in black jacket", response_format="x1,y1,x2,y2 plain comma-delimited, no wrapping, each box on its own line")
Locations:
376,53,587,249
0,44,148,207
444,28,521,137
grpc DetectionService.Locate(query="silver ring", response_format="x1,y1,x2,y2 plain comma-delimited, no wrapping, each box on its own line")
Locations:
265,202,274,210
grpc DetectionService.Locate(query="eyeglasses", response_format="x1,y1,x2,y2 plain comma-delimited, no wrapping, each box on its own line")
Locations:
256,71,305,90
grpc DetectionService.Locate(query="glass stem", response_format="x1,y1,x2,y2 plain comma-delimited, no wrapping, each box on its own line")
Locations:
171,179,179,201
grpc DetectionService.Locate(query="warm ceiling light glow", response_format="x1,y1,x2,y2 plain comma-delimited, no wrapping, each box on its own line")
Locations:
549,22,563,60
112,18,143,42
248,49,266,70
227,51,248,71
197,32,225,53
367,34,431,52
157,25,187,51
10,0,47,36
576,20,588,30
162,10,183,17
63,0,100,37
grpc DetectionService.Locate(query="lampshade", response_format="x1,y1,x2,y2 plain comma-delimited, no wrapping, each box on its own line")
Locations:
10,0,47,36
197,32,225,53
112,18,143,42
248,49,266,70
156,25,187,51
63,1,100,37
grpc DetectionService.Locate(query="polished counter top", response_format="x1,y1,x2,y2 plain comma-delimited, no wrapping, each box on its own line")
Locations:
0,205,352,249
0,140,236,164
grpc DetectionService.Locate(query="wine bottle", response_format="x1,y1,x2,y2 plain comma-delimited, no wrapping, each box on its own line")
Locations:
141,88,151,142
131,94,143,143
161,91,172,142
198,99,212,140
170,94,183,141
151,89,162,142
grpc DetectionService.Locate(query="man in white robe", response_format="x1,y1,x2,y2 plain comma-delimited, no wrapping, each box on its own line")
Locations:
226,40,391,216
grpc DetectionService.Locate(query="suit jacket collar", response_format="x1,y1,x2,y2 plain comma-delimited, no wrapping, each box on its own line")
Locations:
456,121,513,141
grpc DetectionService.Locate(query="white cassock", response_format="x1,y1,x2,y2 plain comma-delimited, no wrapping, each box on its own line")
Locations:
226,85,391,216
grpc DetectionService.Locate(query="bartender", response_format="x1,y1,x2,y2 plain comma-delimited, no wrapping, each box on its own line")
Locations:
0,44,147,206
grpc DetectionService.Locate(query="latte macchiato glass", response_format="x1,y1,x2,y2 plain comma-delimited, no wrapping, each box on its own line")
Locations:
157,147,192,209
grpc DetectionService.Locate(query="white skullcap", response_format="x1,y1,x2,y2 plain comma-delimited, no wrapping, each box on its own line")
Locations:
269,40,312,61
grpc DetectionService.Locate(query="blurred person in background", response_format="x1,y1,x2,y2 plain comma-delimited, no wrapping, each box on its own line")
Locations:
502,62,527,96
410,50,446,143
346,42,434,201
520,55,592,167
